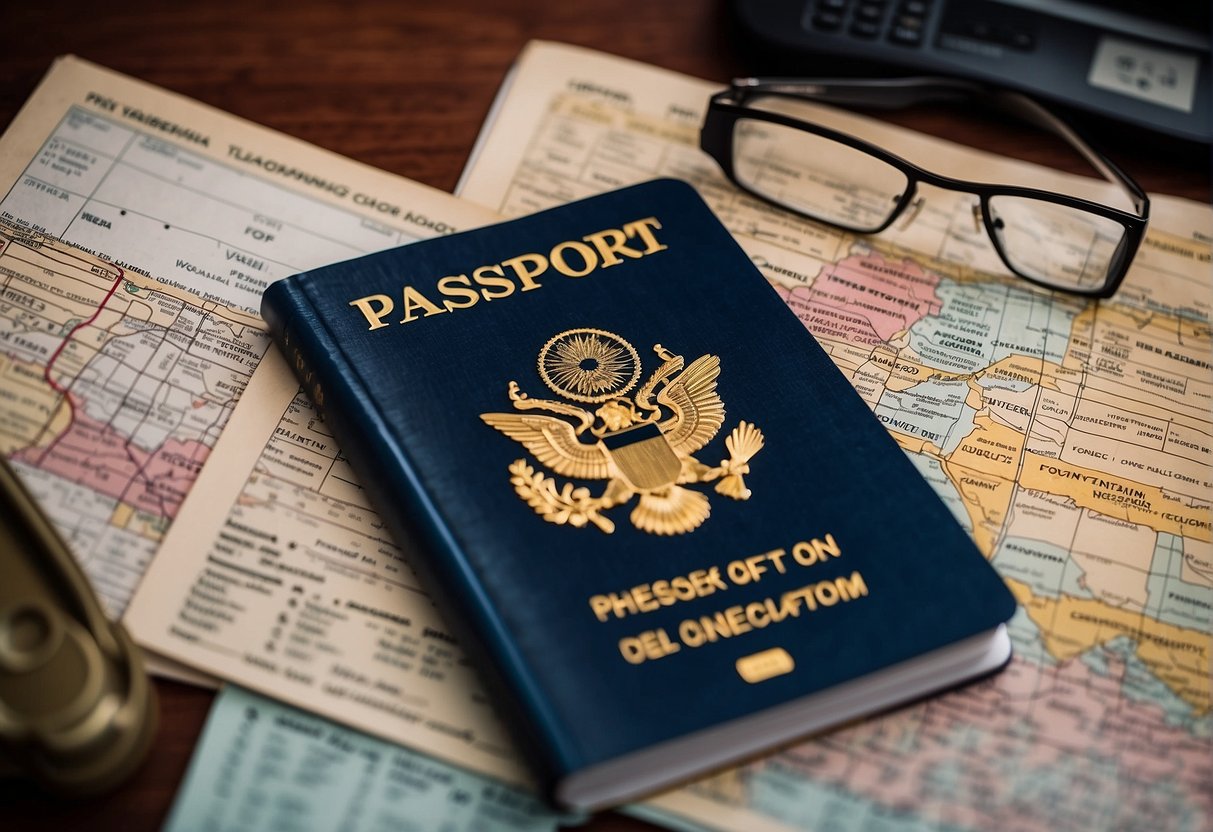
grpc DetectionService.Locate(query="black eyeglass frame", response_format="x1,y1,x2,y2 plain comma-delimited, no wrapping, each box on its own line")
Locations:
700,77,1150,299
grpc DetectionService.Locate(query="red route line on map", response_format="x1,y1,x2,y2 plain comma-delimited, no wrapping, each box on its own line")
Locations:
36,263,127,463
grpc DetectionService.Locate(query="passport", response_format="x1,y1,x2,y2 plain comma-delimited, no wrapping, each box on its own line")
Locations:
261,179,1017,811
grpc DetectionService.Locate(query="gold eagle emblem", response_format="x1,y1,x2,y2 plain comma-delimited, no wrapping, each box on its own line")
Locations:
480,328,764,535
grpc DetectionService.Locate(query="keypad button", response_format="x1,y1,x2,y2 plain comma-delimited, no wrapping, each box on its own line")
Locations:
967,20,994,40
856,3,885,20
850,19,881,37
889,24,924,45
1009,31,1035,50
812,10,845,30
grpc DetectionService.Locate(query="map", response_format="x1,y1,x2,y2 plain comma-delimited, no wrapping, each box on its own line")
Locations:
0,220,268,616
0,56,496,619
457,42,1213,832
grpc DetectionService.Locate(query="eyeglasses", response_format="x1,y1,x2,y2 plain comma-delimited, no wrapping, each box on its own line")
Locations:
700,77,1150,298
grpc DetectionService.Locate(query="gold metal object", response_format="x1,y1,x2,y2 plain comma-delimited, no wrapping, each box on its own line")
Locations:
0,456,157,794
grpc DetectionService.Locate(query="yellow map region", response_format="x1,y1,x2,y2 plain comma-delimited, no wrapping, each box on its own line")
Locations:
1138,227,1213,278
982,353,1064,389
1020,451,1212,543
1065,303,1212,428
0,353,64,455
863,347,946,393
1010,578,1210,714
942,416,1024,555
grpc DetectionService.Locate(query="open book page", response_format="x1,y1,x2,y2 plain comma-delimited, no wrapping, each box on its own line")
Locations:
458,40,1212,832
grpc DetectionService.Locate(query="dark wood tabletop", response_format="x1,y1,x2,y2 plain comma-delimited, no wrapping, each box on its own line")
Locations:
1,2,1208,830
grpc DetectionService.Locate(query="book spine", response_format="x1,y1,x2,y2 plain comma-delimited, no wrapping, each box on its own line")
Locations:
266,302,330,421
260,278,572,799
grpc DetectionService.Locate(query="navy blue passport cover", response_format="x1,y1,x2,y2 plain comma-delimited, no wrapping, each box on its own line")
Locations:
262,179,1016,804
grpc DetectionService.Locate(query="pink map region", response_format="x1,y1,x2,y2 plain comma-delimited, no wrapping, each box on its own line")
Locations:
775,252,943,345
753,652,1210,830
16,411,211,521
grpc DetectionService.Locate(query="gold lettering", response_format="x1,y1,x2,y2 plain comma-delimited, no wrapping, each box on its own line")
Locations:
590,567,727,622
792,534,842,566
619,637,646,664
668,576,697,600
499,253,547,291
437,274,480,311
652,577,701,605
583,227,645,267
689,567,728,594
745,601,770,628
725,604,752,636
726,559,752,585
764,597,795,623
631,583,659,613
589,595,613,623
679,618,706,648
623,216,668,254
399,286,447,322
792,542,814,566
349,217,671,332
814,580,840,607
472,264,515,300
812,534,841,560
698,611,733,642
730,549,789,584
835,571,869,601
602,591,639,620
619,629,680,663
549,240,599,277
642,628,679,659
781,589,811,615
668,573,871,658
745,553,769,581
348,293,395,331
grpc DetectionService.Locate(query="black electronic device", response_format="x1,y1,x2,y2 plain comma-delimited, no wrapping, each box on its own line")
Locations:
731,0,1211,143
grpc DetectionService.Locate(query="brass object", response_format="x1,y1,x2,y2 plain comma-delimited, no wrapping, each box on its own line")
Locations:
0,456,157,794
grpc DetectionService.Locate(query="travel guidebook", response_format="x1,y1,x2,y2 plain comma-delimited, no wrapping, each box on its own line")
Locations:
260,178,1016,811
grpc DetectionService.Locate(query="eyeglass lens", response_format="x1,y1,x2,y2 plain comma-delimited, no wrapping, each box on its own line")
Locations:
732,119,908,232
986,196,1126,292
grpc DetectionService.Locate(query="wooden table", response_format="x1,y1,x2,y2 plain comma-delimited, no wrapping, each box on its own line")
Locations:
1,2,1208,829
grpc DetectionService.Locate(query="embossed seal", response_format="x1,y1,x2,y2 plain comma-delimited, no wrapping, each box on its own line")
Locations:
481,329,765,535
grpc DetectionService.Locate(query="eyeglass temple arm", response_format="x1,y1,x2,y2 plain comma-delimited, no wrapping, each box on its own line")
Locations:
731,76,979,109
731,77,1149,217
